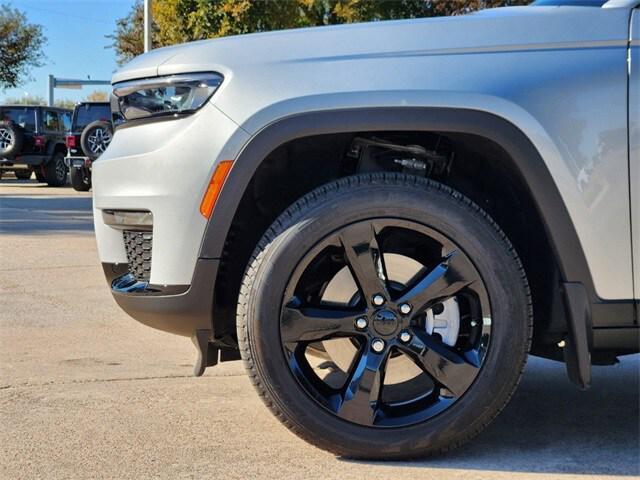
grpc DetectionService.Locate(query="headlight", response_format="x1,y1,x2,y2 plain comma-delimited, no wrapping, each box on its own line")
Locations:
111,72,223,126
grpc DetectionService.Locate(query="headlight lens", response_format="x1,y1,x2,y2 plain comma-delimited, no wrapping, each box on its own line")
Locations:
111,72,223,126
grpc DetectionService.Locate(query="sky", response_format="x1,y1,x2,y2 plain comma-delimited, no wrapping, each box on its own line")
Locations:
2,0,135,104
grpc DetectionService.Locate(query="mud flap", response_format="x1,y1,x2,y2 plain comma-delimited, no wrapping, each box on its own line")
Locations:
192,329,218,377
191,330,242,376
562,283,592,389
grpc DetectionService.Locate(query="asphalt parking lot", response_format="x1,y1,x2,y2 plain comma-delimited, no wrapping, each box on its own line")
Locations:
1,178,639,479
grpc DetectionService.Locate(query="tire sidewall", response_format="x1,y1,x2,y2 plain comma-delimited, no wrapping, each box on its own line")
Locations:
243,177,530,457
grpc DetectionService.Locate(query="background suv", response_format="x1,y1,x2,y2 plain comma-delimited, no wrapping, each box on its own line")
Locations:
93,0,640,459
0,105,71,186
65,101,113,191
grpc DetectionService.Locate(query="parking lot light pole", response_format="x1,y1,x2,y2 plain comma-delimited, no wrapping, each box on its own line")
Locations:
144,0,152,52
48,75,54,107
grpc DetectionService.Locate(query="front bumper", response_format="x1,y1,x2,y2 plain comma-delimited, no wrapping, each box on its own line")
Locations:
93,102,249,337
103,259,219,337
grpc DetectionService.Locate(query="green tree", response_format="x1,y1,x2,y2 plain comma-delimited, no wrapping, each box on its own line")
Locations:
109,0,146,66
109,0,527,65
84,90,109,102
0,4,46,90
3,94,46,105
3,95,77,109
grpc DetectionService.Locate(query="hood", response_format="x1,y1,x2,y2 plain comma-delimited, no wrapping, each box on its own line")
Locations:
112,5,626,84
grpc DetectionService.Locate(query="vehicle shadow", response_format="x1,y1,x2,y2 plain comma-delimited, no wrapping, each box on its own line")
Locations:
344,355,640,476
0,195,94,235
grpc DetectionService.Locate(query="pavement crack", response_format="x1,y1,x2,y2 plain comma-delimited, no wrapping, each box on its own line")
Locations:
0,372,246,390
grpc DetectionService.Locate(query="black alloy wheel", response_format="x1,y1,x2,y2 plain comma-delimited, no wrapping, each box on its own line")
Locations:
44,152,68,187
0,125,14,152
238,174,531,459
81,120,113,160
280,218,491,428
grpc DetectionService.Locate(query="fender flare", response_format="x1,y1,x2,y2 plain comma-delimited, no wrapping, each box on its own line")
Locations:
45,140,66,160
199,106,596,299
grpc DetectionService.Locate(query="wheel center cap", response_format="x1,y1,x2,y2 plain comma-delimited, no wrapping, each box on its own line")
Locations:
372,309,398,336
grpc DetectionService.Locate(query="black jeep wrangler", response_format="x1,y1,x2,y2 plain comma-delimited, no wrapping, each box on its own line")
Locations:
65,102,112,191
0,105,71,186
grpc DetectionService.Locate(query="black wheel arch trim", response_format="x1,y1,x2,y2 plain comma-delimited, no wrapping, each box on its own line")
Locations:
45,141,67,160
198,107,636,358
200,107,623,307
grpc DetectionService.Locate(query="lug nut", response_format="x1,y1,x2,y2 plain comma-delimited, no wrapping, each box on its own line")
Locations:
371,339,385,353
399,331,412,343
372,294,385,306
399,303,412,315
355,317,368,330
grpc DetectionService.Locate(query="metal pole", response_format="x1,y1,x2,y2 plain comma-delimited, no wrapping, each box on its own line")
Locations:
144,0,152,53
48,74,54,106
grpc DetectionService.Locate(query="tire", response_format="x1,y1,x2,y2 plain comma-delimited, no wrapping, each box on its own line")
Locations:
80,120,113,160
0,121,24,159
70,167,91,191
14,169,32,180
44,152,68,187
35,169,46,183
238,173,532,459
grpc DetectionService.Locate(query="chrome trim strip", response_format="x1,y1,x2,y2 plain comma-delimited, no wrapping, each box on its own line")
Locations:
102,210,153,231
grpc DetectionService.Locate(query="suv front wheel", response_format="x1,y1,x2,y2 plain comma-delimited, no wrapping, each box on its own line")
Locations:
238,173,532,459
44,152,68,187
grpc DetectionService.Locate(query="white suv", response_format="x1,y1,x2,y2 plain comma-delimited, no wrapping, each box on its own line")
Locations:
93,0,640,458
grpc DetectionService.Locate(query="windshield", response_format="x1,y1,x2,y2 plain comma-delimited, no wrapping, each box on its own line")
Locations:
73,104,111,130
1,107,37,131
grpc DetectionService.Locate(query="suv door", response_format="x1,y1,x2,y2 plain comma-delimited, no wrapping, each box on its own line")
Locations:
42,109,60,133
42,109,65,153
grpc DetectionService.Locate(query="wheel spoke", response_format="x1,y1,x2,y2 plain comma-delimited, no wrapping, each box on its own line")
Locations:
396,251,479,313
339,222,389,305
399,329,478,397
335,343,388,425
281,304,365,344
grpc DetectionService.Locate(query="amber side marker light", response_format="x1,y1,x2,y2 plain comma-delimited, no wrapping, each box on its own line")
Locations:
200,160,234,219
